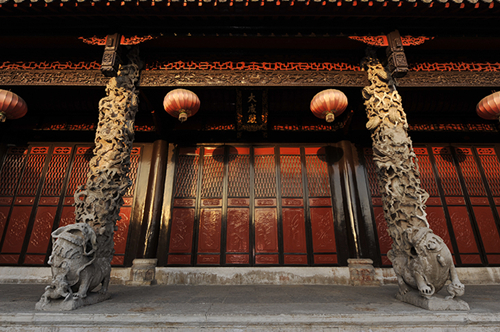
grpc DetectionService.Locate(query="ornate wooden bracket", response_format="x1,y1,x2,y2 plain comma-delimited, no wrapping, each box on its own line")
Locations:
101,33,122,77
386,30,408,79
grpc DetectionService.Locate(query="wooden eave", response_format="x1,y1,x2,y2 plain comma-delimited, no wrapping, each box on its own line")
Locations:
1,0,499,8
1,0,499,41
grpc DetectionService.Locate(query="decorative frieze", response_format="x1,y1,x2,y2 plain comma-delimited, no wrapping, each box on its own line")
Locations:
1,69,500,87
139,70,369,87
145,61,362,71
349,35,432,47
397,71,500,87
0,70,109,86
79,35,156,46
408,122,498,132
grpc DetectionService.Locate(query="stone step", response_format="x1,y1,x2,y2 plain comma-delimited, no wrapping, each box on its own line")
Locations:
1,284,500,332
2,311,499,331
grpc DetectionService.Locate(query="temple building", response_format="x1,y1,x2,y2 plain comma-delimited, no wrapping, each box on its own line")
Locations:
0,0,499,283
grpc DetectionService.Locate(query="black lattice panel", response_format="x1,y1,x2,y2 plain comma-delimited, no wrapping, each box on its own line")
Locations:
280,155,303,197
305,154,330,197
41,148,72,196
254,155,276,198
0,148,28,196
477,148,500,196
201,155,225,198
16,147,49,196
228,154,250,197
414,148,439,197
455,148,486,197
65,147,93,196
431,147,463,196
363,148,380,197
124,148,141,197
174,155,200,198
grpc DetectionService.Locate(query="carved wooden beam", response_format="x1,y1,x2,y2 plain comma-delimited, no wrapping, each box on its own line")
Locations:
139,70,369,87
396,71,500,87
0,70,110,86
1,69,500,87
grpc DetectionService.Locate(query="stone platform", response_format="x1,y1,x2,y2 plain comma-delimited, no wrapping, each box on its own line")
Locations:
2,266,500,286
1,284,499,331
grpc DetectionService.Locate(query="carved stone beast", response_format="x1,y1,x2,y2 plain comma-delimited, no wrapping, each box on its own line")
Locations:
389,227,465,300
36,223,111,310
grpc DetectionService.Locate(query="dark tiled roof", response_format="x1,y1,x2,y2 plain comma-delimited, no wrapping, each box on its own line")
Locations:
0,0,498,6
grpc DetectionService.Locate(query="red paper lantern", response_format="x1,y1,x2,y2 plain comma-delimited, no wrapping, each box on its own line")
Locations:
0,89,28,123
310,89,348,123
477,91,500,121
163,89,200,123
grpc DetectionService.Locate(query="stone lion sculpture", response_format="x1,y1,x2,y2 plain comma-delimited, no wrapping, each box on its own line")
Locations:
389,227,465,300
36,223,111,310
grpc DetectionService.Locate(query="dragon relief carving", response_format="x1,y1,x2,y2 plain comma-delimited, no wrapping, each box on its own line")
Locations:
361,51,468,310
36,47,142,311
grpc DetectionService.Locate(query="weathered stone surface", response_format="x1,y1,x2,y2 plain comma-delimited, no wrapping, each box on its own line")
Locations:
348,258,380,286
396,288,470,311
35,223,111,310
4,284,499,332
4,266,500,286
156,267,351,285
35,290,111,311
361,50,467,309
36,47,142,311
74,47,142,263
127,259,158,286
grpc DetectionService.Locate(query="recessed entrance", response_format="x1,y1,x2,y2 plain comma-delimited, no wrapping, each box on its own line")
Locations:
162,145,347,266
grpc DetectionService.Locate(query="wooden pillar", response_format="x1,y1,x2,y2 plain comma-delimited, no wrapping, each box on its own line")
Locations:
338,141,381,265
338,141,381,285
137,139,169,259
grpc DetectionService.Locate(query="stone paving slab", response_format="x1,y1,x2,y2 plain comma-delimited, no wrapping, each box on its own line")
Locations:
0,284,499,331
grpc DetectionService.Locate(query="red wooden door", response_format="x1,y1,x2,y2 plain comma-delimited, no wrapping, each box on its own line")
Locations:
364,145,500,267
166,145,340,266
0,144,142,266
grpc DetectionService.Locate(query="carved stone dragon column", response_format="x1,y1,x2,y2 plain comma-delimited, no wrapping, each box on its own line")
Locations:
74,46,141,268
361,51,469,310
36,47,142,311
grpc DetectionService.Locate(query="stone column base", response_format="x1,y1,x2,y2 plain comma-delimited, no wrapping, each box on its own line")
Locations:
348,258,380,286
127,258,157,286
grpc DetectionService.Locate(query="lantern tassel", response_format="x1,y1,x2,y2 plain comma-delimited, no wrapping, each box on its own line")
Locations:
0,112,6,123
325,112,335,123
178,110,188,123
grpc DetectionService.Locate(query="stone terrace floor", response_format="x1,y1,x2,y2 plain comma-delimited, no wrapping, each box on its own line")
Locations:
1,284,500,331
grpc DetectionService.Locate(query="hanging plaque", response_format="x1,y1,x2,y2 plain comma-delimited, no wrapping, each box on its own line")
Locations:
236,89,268,132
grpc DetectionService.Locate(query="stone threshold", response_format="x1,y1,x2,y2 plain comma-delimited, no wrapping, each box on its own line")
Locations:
2,312,499,332
1,265,499,286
